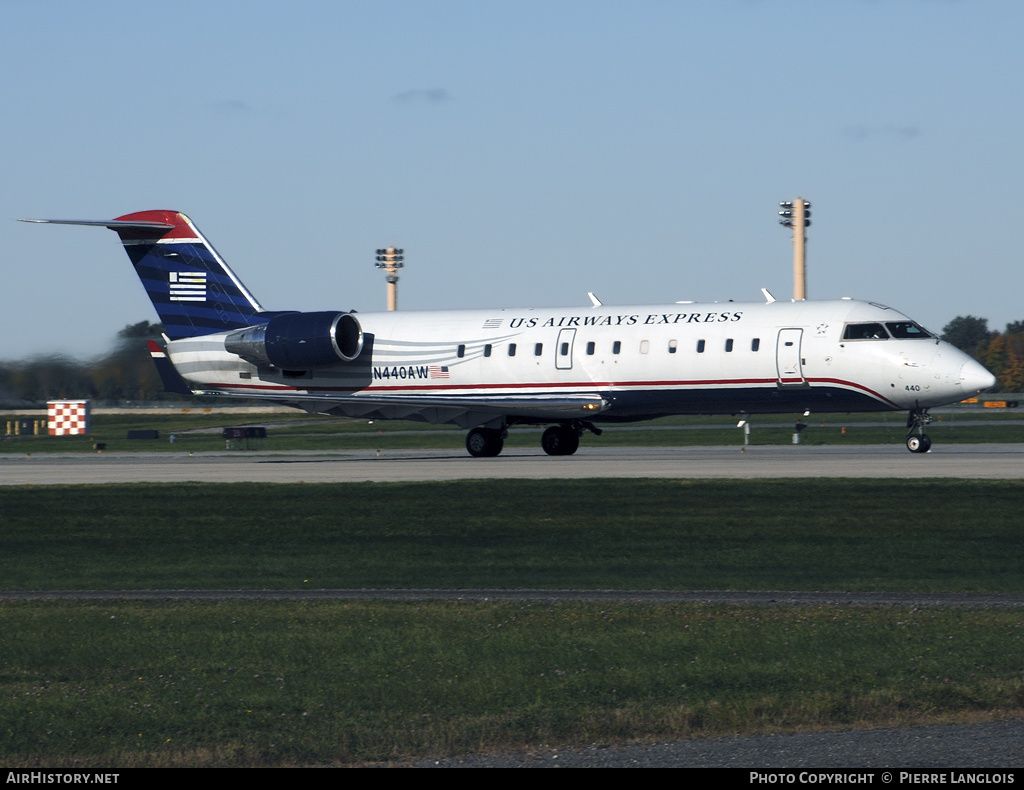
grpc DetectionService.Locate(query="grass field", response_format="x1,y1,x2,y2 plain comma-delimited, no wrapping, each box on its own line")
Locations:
3,406,1023,454
1,478,1023,765
1,480,1023,591
3,599,1022,767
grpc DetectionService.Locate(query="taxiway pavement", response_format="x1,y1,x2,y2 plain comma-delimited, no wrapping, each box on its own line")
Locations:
1,443,1021,485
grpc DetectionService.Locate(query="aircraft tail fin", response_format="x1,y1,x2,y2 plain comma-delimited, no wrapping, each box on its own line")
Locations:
22,210,267,340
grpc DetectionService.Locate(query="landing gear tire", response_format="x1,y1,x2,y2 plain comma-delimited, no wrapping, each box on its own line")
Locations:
466,427,504,458
905,407,933,454
541,425,580,456
906,434,931,454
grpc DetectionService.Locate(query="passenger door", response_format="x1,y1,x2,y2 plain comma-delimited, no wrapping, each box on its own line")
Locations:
776,328,806,386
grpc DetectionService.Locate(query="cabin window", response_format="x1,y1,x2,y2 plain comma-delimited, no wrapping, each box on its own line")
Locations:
668,340,678,354
612,341,621,355
640,340,650,354
508,343,517,357
457,344,466,358
751,338,760,352
725,339,734,352
586,341,595,355
886,321,933,339
843,323,888,340
560,342,569,357
483,344,492,357
534,343,543,356
697,339,706,353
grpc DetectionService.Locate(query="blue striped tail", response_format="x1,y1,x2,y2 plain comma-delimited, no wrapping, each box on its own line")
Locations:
109,210,267,339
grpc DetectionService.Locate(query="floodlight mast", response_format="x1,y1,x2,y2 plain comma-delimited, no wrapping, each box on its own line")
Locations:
374,246,404,311
778,198,811,300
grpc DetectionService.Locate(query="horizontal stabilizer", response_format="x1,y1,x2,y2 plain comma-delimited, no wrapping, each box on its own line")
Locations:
20,218,176,230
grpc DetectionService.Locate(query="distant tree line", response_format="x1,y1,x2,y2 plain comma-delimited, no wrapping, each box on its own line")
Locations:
941,316,1024,393
0,321,170,406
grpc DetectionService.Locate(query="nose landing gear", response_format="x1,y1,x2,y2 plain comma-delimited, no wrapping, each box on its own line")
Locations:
905,408,932,453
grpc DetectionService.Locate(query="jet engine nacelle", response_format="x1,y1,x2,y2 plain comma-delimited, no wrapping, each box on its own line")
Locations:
225,311,364,368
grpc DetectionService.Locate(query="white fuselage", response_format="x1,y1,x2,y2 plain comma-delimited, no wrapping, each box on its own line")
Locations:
165,298,993,428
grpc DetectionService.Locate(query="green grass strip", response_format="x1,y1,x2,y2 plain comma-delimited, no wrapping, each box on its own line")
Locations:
1,600,1022,766
1,480,1022,592
4,409,1024,453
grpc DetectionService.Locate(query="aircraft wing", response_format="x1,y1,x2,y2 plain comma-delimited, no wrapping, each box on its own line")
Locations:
196,387,609,427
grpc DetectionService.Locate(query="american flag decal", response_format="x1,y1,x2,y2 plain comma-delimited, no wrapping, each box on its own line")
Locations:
169,271,207,302
483,318,503,329
429,365,450,379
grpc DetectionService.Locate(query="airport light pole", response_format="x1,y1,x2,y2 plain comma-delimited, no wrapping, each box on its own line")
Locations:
778,198,811,300
375,246,404,311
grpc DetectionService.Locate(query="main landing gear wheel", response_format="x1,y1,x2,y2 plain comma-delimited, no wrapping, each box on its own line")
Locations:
541,425,580,456
466,427,504,457
905,407,933,454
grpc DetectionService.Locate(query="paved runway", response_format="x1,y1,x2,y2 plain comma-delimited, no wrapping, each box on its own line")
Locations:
1,443,1022,485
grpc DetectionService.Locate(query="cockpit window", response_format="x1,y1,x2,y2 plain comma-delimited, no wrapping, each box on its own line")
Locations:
843,322,889,340
885,321,934,339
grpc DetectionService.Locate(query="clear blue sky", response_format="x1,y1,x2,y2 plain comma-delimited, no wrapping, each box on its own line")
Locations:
3,0,1021,359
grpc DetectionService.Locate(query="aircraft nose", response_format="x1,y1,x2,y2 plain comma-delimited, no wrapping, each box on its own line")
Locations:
959,358,997,395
